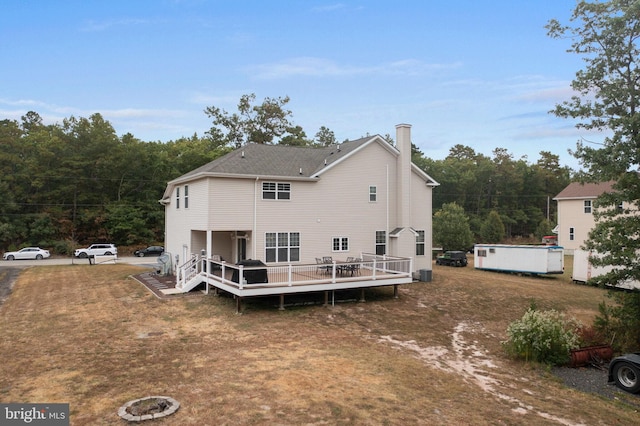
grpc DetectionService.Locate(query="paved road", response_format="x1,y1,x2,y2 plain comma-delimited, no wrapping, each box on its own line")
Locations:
0,256,160,269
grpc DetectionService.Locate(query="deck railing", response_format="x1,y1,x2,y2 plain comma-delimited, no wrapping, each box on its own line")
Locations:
175,253,412,292
175,254,201,290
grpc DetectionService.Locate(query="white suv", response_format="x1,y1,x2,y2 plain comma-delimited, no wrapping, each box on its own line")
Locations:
74,243,118,258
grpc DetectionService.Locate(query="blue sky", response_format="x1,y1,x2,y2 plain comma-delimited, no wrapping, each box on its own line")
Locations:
1,1,590,169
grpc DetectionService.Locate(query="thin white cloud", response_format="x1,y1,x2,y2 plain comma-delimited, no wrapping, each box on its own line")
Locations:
102,108,187,119
187,92,246,107
311,4,348,13
515,86,574,102
0,98,49,108
247,57,462,79
0,98,189,133
80,18,154,32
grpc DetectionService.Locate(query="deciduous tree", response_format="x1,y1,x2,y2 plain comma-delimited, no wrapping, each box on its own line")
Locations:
547,1,640,284
548,0,640,349
204,93,294,147
433,202,474,251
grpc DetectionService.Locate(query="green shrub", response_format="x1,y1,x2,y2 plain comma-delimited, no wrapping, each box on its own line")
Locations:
502,308,581,365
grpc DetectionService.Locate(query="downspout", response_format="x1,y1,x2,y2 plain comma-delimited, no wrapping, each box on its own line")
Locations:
254,177,259,259
386,164,389,252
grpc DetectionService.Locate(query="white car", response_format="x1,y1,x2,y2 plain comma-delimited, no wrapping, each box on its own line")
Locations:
74,243,117,258
3,247,51,260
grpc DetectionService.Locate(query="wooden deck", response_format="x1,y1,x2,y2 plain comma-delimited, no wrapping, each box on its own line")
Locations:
175,254,415,312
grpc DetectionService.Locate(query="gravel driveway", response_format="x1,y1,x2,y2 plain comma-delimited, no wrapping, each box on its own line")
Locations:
552,364,640,409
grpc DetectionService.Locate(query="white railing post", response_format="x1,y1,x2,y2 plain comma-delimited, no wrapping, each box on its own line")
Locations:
372,258,377,280
288,264,293,286
239,265,244,289
331,261,337,283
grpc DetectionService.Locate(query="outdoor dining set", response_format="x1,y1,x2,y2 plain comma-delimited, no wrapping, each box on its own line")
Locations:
315,256,362,276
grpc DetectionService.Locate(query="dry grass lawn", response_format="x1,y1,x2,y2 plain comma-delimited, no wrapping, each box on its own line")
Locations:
0,261,639,425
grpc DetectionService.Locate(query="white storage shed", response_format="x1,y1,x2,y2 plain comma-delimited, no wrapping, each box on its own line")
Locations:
572,249,640,290
474,244,564,275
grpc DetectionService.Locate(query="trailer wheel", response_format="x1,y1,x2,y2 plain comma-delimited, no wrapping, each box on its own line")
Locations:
613,361,640,393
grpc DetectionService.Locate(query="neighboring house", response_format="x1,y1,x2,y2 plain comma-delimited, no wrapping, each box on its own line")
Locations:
553,181,615,253
160,124,438,279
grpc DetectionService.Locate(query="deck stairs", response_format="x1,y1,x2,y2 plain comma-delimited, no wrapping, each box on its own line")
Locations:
174,255,205,293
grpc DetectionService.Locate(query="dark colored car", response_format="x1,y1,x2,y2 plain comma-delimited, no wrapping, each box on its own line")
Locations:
134,246,165,257
608,352,640,393
436,250,468,267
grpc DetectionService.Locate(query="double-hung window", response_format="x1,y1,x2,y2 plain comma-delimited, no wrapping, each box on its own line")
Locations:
375,231,386,255
584,200,592,214
265,232,300,262
415,230,425,256
332,237,349,252
263,182,291,200
184,185,189,208
369,186,377,202
569,227,575,241
176,187,180,209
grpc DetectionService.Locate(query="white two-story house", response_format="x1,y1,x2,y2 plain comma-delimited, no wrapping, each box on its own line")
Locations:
160,124,438,283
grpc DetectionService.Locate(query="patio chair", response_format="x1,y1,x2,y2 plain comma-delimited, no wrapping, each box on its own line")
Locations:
322,256,333,263
316,258,330,274
350,258,361,276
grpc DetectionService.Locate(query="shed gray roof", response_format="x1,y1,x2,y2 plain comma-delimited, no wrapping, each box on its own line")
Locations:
179,137,371,180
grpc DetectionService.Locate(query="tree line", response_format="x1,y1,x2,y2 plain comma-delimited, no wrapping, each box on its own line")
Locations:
417,145,571,250
0,95,574,254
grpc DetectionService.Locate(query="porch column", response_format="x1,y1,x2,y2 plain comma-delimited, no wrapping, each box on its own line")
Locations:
206,230,212,260
205,230,212,294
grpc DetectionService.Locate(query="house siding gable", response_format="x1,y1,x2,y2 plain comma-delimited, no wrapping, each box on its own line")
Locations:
251,141,397,263
556,198,596,251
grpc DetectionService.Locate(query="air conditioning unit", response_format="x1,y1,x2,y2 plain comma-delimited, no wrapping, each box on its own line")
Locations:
157,253,173,276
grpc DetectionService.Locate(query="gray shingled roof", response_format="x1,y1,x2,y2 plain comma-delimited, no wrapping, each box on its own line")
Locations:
178,137,372,180
553,181,615,200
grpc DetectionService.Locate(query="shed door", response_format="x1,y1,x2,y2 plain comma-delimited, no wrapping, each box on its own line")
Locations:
548,249,563,273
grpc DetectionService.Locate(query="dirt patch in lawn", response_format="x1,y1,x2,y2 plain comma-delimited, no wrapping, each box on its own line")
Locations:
0,263,638,425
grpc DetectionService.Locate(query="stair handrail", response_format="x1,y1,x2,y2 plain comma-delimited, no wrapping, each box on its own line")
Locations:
176,254,200,289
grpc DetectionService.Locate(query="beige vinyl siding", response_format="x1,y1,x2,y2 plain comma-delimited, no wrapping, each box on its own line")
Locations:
556,198,596,251
252,142,399,263
208,178,256,229
181,179,209,229
164,201,183,262
410,171,433,271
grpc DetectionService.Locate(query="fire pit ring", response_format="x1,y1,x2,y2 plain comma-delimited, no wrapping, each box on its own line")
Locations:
118,396,179,422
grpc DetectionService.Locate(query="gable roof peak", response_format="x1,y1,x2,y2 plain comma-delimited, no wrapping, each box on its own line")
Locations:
553,180,615,200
